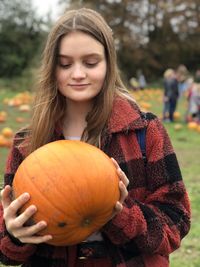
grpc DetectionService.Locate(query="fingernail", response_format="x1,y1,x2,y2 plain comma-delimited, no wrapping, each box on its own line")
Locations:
118,168,122,174
39,221,47,227
119,181,124,187
47,235,52,240
29,205,37,212
23,193,30,199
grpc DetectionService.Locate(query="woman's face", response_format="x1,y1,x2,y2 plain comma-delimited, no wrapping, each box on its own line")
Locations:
56,31,107,105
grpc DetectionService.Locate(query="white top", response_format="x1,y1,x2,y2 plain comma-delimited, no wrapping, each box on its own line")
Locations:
65,136,81,140
65,136,104,242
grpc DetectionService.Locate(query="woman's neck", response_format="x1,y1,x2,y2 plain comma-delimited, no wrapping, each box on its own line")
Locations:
63,100,92,139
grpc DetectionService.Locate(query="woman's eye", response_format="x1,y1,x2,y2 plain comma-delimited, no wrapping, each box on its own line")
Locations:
58,62,72,69
85,62,98,67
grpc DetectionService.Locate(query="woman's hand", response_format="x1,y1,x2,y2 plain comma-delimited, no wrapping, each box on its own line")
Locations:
1,185,52,244
111,158,129,218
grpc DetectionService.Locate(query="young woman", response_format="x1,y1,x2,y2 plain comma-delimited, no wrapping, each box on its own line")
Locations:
0,8,190,267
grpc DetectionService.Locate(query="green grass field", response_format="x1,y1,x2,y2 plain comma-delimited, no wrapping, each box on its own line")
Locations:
0,88,199,267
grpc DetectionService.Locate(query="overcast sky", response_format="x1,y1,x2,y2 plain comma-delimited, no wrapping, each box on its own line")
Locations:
32,0,60,19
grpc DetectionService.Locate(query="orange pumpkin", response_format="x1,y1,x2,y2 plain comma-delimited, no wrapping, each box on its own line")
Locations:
0,111,7,122
187,121,198,130
173,111,181,120
174,123,183,131
1,127,14,138
16,117,25,123
18,104,31,112
0,135,6,146
13,140,119,246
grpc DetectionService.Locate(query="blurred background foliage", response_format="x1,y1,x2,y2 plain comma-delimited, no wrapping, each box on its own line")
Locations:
0,0,200,87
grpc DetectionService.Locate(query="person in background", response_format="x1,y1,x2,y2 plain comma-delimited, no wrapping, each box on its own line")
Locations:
136,69,147,90
163,68,179,122
176,64,190,97
129,76,140,91
0,8,190,267
186,69,200,122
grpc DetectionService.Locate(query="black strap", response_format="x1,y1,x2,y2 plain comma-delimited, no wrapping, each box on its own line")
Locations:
136,112,147,165
136,128,147,165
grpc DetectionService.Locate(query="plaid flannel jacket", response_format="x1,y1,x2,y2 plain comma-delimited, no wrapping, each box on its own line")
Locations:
0,96,191,267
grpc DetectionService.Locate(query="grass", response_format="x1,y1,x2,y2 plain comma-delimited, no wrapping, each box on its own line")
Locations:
0,87,199,266
166,125,200,267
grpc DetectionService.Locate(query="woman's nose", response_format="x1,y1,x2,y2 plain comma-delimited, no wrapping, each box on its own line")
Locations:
71,64,86,79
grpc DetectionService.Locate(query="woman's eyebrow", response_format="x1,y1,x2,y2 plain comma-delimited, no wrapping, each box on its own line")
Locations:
57,53,103,59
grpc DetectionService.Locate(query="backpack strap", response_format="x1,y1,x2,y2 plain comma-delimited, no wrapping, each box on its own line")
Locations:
136,112,147,165
136,128,147,165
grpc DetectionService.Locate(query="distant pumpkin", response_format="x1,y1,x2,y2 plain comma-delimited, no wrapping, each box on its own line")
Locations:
173,111,181,120
0,135,12,148
196,125,200,133
19,104,31,112
0,111,7,123
16,117,25,123
174,123,183,131
13,140,120,246
187,121,198,130
1,127,13,138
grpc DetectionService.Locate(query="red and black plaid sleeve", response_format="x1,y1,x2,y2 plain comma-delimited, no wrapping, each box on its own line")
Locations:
0,132,37,265
102,114,191,256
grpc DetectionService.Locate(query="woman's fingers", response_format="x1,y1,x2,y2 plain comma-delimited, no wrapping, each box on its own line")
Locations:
111,157,129,203
115,201,123,213
1,187,52,245
8,205,37,231
111,158,129,187
117,169,129,187
3,192,32,236
1,185,12,208
19,234,52,244
14,221,49,239
111,157,120,169
15,219,52,244
112,182,128,218
4,193,30,218
119,181,128,203
110,158,129,218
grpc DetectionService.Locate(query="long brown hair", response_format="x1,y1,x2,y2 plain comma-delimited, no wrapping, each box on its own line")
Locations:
27,8,131,154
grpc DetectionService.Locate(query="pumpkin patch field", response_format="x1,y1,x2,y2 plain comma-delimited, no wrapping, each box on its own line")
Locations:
0,88,199,267
0,90,32,180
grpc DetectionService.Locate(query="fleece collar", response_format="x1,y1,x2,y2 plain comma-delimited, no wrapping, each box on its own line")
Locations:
107,96,147,134
54,96,147,138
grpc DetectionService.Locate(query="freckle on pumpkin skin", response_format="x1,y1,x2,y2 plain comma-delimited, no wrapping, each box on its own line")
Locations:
58,222,67,228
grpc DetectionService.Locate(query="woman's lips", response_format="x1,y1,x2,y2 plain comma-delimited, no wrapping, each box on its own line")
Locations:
69,84,90,89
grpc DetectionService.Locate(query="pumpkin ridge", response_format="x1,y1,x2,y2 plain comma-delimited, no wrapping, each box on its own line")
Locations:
37,141,109,223
45,141,116,222
58,141,110,216
88,154,117,211
19,155,87,227
18,162,87,236
79,144,115,211
19,161,70,223
44,142,95,216
31,149,85,218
